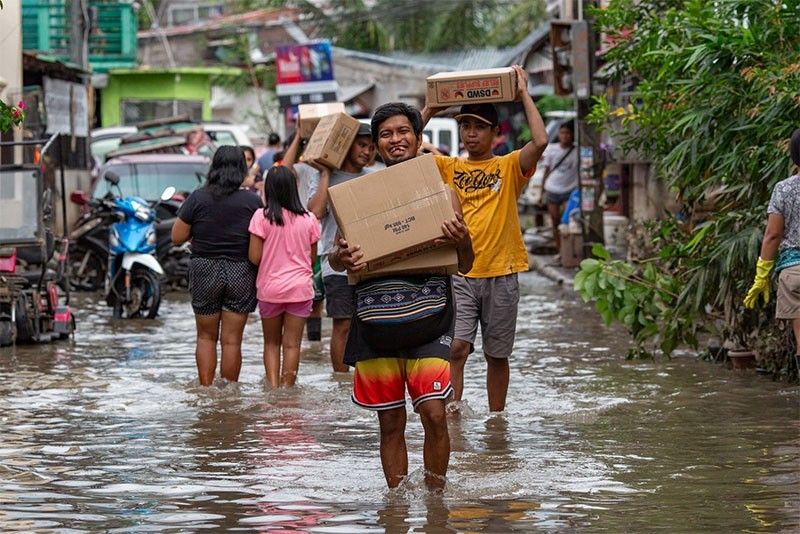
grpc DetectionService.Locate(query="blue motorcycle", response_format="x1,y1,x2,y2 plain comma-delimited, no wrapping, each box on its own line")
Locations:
103,173,174,319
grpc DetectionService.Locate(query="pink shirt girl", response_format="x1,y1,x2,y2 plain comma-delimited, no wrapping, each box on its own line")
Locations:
248,208,320,303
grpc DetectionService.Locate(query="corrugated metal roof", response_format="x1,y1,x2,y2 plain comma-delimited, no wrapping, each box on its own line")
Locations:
334,22,551,71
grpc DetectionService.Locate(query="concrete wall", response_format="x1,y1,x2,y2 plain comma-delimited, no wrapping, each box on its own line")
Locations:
209,86,283,143
102,71,213,126
0,1,23,163
629,163,679,222
333,54,433,110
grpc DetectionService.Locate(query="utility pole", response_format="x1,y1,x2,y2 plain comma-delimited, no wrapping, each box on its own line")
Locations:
69,0,89,69
552,0,604,256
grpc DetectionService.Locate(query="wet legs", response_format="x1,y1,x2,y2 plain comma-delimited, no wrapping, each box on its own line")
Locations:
195,313,221,386
330,318,351,373
262,313,305,387
548,201,563,253
194,311,247,385
219,311,247,382
418,400,449,490
377,407,408,488
449,339,470,402
485,353,509,412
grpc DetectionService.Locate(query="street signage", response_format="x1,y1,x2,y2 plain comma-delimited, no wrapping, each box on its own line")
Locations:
275,41,339,109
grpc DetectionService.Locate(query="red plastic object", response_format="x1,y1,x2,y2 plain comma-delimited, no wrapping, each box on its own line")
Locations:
70,191,89,205
0,249,17,273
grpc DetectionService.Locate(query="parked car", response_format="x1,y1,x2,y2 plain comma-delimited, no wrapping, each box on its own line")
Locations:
90,123,252,165
83,154,210,203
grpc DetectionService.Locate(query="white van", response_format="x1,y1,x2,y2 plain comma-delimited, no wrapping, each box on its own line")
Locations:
423,117,459,156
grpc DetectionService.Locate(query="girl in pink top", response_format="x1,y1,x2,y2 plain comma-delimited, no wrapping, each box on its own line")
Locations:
249,166,320,387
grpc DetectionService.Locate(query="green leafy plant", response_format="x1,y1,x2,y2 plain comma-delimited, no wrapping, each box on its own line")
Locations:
0,100,25,132
579,0,799,371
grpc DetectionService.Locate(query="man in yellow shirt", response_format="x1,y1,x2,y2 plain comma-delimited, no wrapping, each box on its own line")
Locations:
423,65,548,412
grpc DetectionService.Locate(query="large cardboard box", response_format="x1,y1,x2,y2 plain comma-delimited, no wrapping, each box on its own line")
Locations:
303,112,360,169
426,67,517,107
298,102,345,139
328,154,456,272
348,245,458,284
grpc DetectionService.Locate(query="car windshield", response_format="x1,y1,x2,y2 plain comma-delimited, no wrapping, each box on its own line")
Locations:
95,162,208,200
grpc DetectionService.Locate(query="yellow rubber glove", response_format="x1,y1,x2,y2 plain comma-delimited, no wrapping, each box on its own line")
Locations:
743,257,775,308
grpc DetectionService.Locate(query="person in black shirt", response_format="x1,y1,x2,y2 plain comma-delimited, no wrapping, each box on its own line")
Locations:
172,146,263,386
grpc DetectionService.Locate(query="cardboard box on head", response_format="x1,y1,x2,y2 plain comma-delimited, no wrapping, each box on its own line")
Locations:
298,102,345,139
426,67,517,107
303,112,360,169
328,154,457,273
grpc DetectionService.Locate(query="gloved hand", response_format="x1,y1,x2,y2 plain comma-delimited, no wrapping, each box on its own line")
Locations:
743,257,775,308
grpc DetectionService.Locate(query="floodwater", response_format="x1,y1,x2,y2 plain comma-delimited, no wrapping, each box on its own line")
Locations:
0,271,798,532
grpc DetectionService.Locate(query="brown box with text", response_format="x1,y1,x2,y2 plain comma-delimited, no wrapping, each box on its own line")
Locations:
298,102,345,139
328,154,456,272
303,112,360,169
426,67,517,107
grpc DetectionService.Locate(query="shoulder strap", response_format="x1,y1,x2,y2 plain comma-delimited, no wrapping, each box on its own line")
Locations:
550,145,575,173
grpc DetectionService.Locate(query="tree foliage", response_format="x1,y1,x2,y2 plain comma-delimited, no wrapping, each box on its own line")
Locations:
260,0,546,53
576,0,800,373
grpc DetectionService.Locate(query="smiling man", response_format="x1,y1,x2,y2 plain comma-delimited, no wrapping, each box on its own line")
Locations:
331,102,474,490
425,65,549,413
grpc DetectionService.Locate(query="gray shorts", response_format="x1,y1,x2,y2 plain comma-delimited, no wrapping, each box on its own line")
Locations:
777,265,800,319
452,273,520,358
323,274,355,319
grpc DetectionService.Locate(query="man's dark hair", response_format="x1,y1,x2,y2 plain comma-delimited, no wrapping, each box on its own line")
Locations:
263,166,308,226
268,132,281,146
560,121,575,134
371,103,423,143
791,128,800,168
205,145,246,197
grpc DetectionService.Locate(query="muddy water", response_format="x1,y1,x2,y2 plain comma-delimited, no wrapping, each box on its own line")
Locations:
0,271,797,532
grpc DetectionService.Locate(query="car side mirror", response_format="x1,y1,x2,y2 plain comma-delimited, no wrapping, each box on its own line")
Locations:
70,191,89,205
104,172,120,185
160,186,177,201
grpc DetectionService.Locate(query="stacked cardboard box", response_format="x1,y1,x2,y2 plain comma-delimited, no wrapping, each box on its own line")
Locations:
297,102,345,139
303,112,360,169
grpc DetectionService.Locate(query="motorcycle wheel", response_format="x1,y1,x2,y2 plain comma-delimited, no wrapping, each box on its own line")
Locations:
69,244,106,292
126,268,162,319
14,296,35,342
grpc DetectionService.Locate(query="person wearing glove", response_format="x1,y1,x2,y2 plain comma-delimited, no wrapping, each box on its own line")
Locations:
745,128,800,363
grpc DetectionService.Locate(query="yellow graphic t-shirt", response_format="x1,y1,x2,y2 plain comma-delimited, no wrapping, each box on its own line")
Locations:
435,152,530,278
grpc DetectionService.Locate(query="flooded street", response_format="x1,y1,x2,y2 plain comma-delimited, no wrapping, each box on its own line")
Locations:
0,270,798,532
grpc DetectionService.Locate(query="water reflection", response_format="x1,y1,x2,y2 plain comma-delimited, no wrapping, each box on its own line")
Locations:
0,272,797,531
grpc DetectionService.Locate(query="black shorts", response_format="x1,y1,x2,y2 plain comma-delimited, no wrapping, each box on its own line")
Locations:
188,256,257,315
323,275,355,319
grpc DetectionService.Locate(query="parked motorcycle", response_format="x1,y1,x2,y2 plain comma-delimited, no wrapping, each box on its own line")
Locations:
69,192,186,291
102,173,175,319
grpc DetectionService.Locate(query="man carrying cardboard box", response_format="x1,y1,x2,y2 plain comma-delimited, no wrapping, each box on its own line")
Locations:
423,65,549,413
306,122,375,373
331,102,474,490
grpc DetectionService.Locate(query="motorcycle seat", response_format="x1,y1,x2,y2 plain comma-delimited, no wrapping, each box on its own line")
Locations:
16,269,57,285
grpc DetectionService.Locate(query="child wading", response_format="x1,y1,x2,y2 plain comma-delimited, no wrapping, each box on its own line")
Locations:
248,166,321,387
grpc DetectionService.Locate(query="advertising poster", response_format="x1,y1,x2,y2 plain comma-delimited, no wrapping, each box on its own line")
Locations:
275,41,338,107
